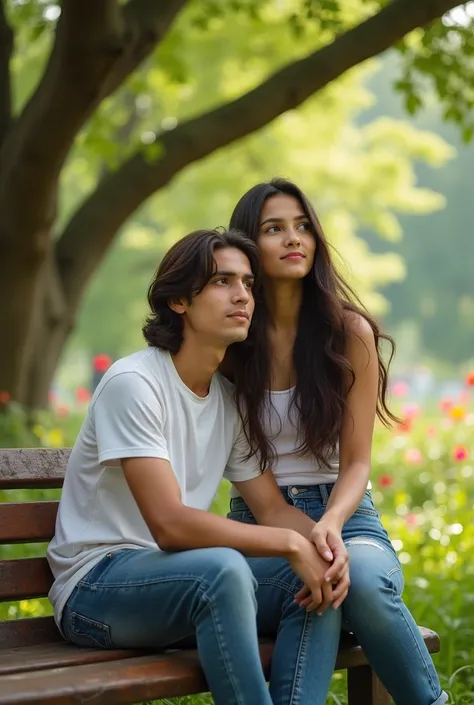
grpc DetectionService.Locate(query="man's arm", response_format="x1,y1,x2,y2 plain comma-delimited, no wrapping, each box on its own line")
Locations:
122,456,333,613
123,456,300,557
233,472,316,542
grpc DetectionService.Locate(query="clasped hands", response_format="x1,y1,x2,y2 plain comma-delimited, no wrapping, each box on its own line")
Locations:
291,518,350,615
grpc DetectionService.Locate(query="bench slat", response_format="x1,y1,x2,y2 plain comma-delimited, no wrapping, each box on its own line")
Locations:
0,502,58,544
0,449,69,489
0,627,439,678
0,629,442,705
0,617,62,651
0,558,53,601
0,641,142,676
0,652,208,705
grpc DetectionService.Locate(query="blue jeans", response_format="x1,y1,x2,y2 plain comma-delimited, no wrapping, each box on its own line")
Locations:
61,545,340,705
228,484,448,705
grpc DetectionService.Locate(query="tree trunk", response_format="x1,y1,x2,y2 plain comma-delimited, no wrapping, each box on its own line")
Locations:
0,228,50,402
22,255,73,409
0,1,186,406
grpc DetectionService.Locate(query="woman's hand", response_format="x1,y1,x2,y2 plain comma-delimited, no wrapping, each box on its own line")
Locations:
288,534,335,615
295,518,350,610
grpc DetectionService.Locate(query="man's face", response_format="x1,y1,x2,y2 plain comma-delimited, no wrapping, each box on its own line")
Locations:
178,247,255,347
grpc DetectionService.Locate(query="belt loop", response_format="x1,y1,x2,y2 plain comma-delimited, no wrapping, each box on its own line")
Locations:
320,484,329,505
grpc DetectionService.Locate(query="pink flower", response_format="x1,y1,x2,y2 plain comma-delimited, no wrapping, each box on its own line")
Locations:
392,381,409,398
406,513,417,526
404,448,423,464
57,405,69,418
379,474,393,488
440,398,453,413
452,445,468,462
402,403,420,419
427,426,437,438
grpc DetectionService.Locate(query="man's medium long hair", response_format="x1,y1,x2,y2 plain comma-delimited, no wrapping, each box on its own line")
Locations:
143,228,259,353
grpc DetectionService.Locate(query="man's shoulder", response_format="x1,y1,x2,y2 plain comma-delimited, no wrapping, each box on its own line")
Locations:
92,348,168,402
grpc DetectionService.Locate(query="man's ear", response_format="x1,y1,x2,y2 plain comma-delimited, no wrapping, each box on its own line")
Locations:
168,298,186,315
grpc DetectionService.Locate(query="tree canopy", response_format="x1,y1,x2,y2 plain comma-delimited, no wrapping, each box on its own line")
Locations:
0,0,472,406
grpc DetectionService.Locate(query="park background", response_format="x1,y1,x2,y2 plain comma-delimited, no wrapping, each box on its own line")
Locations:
0,1,473,704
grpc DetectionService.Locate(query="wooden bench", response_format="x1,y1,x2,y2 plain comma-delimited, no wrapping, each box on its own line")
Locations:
0,448,441,705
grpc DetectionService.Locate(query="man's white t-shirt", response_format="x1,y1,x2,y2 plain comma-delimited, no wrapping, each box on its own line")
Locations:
47,348,260,628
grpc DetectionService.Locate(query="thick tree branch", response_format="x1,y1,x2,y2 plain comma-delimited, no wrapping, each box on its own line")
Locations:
57,0,459,308
0,0,13,148
0,0,187,249
0,1,126,245
99,0,189,100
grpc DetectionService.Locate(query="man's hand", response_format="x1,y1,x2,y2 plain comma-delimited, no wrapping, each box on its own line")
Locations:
287,535,334,615
308,518,350,610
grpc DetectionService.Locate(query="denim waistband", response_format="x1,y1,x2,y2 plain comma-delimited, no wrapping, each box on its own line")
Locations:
278,484,336,504
230,484,339,512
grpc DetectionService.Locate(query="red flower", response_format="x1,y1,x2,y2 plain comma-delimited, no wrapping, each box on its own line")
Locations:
452,445,468,462
379,474,393,488
93,354,112,374
76,387,92,403
396,418,413,433
0,390,10,405
466,371,474,387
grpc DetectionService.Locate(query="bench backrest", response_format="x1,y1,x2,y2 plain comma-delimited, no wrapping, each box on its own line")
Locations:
0,448,70,649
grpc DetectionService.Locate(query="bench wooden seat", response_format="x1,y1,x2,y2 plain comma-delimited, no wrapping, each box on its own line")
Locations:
0,448,441,705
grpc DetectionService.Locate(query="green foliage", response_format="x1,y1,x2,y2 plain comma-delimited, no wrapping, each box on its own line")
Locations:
358,53,474,366
0,403,81,450
0,403,39,449
395,7,474,139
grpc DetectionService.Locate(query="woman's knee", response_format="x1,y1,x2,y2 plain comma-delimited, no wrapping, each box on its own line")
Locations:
345,540,404,605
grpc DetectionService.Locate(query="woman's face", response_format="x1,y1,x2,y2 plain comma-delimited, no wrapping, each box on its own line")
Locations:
257,193,316,280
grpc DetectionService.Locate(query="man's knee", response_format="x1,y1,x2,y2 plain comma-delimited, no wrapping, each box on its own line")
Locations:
202,547,257,593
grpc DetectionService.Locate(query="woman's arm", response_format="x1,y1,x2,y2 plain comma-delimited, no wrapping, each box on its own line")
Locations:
308,313,379,595
323,312,379,526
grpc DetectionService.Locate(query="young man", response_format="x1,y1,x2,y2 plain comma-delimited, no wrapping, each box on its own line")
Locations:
48,228,349,705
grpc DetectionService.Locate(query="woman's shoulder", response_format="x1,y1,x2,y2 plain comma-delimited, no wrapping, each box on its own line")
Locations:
343,309,375,342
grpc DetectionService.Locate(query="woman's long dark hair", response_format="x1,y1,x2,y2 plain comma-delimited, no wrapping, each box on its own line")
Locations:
228,178,398,472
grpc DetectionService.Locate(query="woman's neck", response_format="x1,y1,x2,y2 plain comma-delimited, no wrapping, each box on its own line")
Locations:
264,280,302,333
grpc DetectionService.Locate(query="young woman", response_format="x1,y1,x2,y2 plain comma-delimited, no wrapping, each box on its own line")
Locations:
226,178,447,705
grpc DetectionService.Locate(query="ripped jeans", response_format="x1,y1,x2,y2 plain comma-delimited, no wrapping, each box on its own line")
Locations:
228,484,448,705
